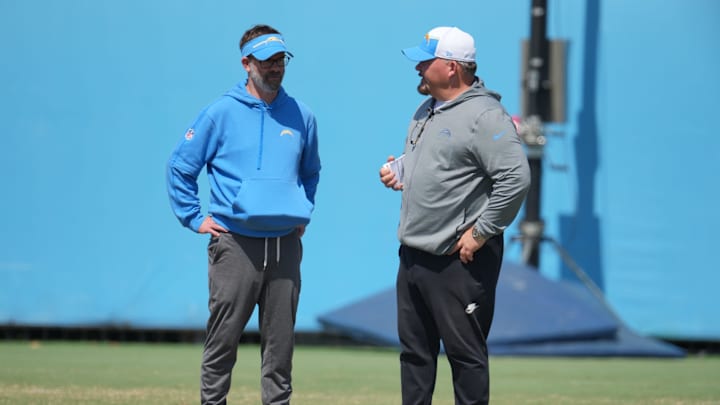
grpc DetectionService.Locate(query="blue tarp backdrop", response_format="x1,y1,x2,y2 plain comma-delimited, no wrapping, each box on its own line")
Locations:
1,0,719,341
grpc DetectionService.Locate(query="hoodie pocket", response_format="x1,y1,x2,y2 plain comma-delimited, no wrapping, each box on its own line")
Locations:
232,178,314,231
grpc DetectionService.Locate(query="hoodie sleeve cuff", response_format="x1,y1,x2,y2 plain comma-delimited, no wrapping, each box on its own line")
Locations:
189,215,205,233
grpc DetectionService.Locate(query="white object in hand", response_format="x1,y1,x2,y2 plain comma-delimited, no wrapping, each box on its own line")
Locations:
383,154,405,184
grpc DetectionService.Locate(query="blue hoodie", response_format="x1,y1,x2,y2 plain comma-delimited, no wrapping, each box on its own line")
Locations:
166,82,321,237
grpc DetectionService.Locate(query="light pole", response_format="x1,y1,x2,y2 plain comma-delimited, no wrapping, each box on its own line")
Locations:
520,0,551,269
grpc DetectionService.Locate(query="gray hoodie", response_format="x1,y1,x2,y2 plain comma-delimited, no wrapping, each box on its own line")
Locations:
398,79,531,255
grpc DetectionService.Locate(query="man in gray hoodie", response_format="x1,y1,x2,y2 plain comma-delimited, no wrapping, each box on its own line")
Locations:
379,26,531,405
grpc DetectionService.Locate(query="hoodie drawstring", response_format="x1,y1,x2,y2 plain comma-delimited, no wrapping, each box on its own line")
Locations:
263,238,268,270
262,237,281,271
276,237,281,265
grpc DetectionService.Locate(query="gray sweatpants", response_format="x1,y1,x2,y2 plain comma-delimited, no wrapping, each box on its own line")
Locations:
201,231,302,405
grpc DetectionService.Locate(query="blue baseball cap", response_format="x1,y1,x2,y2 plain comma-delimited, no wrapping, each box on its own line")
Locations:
402,26,476,62
241,33,294,61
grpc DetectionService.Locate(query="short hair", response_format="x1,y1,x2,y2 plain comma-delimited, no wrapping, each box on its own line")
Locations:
239,24,281,51
442,59,477,80
456,60,477,77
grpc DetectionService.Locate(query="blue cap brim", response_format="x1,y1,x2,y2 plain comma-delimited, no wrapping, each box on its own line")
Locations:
241,34,294,61
252,46,293,61
401,46,436,62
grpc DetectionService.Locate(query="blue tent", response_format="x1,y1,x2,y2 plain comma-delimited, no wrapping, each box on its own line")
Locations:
318,261,685,357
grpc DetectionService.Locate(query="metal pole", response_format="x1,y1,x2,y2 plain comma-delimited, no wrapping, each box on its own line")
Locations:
521,0,550,269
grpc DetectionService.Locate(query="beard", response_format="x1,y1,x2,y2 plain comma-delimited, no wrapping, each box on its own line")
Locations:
249,64,283,93
416,78,430,95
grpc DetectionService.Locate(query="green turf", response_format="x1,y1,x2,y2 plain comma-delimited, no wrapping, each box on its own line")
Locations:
0,341,719,404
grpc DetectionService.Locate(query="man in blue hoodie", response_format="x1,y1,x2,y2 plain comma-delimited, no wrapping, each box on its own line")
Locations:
380,27,530,404
166,24,320,405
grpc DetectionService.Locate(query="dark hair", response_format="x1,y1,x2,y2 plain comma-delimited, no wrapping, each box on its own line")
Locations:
239,24,281,51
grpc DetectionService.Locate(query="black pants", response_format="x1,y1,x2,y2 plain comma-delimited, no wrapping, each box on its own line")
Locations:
396,236,503,405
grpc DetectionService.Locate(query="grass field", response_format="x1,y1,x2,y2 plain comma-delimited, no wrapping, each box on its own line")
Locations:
1,341,719,404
